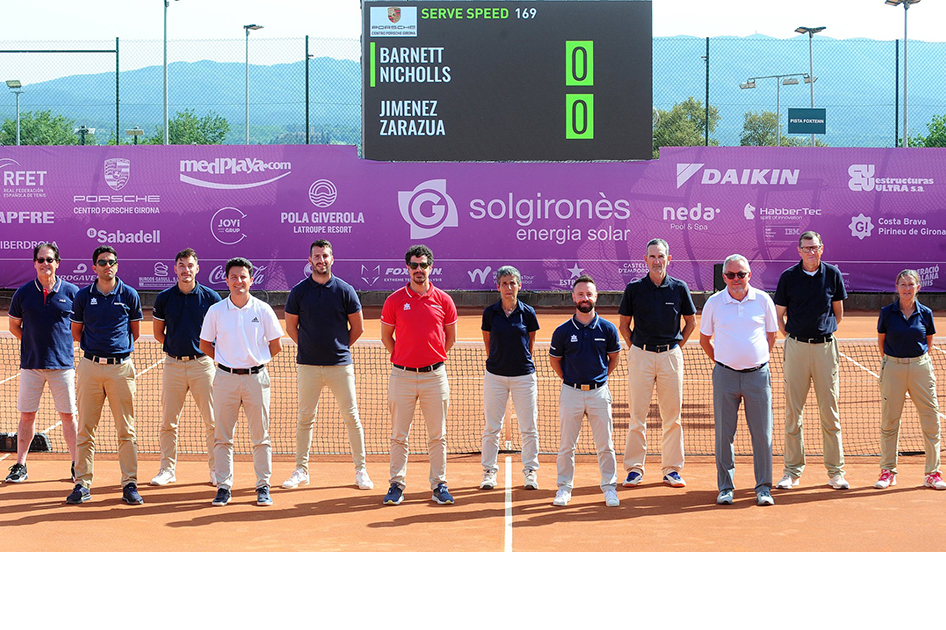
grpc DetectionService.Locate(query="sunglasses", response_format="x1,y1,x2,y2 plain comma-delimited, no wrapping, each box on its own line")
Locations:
35,257,57,264
723,271,748,279
95,259,118,267
407,262,431,270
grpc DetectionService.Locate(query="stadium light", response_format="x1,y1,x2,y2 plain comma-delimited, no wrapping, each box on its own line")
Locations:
244,24,263,144
740,73,806,146
795,26,826,147
163,1,179,146
886,0,921,147
6,80,23,146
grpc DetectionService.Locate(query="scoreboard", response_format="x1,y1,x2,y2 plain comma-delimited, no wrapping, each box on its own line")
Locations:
361,0,653,161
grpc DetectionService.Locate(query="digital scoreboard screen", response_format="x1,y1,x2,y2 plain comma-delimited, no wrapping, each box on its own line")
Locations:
361,0,653,161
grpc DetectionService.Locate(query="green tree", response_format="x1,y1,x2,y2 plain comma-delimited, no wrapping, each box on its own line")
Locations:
739,111,802,147
0,110,84,146
146,109,230,145
914,113,946,148
652,97,720,159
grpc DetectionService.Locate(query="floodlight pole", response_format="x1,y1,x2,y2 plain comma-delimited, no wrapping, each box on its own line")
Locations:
14,89,22,145
244,25,263,144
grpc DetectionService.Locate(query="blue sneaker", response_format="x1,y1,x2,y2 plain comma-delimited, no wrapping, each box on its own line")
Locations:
431,483,454,505
122,483,144,505
256,485,273,506
212,487,231,506
663,471,686,488
66,484,91,504
623,470,643,487
383,483,404,505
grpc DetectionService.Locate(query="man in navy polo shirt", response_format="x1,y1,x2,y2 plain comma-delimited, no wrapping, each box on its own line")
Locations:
281,239,373,491
5,243,79,484
66,245,144,505
619,238,696,490
774,230,849,491
480,265,540,490
549,274,622,507
150,247,221,487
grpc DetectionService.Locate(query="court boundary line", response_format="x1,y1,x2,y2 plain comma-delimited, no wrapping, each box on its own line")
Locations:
504,455,512,553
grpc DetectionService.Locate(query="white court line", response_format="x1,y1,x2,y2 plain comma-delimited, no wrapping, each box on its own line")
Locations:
504,455,513,553
1,372,20,386
839,351,879,378
135,358,164,377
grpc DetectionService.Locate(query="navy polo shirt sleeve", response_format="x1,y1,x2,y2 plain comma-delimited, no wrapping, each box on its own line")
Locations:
549,324,565,358
71,287,88,323
9,286,25,319
285,284,302,316
126,286,143,321
481,305,492,332
773,271,789,307
345,283,362,315
152,290,168,321
618,284,634,317
832,267,848,302
524,305,540,332
680,283,696,316
606,321,621,353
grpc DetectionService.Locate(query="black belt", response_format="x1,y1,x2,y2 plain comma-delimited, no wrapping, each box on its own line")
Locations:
564,382,604,390
635,342,678,353
789,334,833,344
84,353,128,365
716,361,767,373
393,362,444,373
168,354,201,361
217,364,264,375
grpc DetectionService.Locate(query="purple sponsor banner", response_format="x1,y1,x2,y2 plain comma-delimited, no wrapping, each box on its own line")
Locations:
2,145,944,292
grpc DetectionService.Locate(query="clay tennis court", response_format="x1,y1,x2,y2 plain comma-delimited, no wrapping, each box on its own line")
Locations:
2,308,945,552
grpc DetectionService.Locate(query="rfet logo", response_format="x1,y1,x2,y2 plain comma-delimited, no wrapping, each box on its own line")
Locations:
397,179,458,239
388,7,401,23
104,158,130,191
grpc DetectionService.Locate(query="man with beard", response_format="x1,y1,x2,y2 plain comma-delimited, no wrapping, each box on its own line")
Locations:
380,244,458,506
549,274,622,507
281,240,373,492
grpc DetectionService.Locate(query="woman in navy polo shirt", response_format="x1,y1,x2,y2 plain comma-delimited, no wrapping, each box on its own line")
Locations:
480,265,540,490
875,269,945,491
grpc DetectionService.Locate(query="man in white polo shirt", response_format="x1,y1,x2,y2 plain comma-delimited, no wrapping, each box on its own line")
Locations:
199,257,282,507
700,254,778,507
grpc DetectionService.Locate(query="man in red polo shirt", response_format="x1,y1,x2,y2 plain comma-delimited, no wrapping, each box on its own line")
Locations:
380,244,458,506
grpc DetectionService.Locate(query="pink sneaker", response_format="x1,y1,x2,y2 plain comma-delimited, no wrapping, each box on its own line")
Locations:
924,472,946,490
875,469,896,489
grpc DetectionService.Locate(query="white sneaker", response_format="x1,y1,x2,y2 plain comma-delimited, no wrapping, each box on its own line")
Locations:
828,474,850,490
775,473,799,490
150,469,176,486
604,488,620,507
552,488,571,506
281,468,309,489
523,469,538,490
355,470,374,490
480,470,497,490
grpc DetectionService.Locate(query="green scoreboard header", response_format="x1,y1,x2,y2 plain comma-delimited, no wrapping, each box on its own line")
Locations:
362,0,653,161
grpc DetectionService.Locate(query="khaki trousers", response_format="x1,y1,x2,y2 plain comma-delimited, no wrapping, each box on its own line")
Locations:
160,355,216,473
557,384,617,491
782,337,845,478
387,366,449,490
481,371,539,474
879,353,941,475
75,358,137,488
213,367,272,490
623,345,685,476
296,364,367,474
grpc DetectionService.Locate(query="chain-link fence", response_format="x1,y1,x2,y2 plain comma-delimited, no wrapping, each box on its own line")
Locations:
2,36,944,148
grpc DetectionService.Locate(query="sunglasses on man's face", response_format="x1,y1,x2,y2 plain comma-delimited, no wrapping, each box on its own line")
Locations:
35,257,57,264
96,259,118,267
407,261,431,270
723,271,748,279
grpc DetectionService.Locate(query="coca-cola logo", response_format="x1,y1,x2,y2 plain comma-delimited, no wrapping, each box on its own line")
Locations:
208,264,267,286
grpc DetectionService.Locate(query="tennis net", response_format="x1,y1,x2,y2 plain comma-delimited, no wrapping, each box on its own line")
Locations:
1,333,943,459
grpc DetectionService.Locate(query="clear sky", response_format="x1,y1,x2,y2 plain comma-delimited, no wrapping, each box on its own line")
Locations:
2,0,943,43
